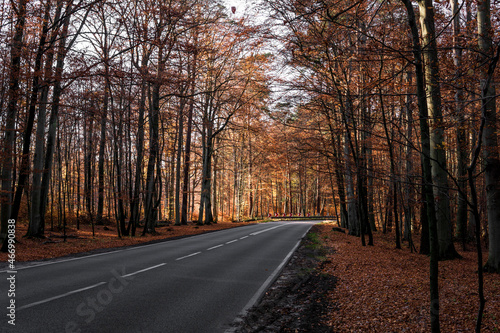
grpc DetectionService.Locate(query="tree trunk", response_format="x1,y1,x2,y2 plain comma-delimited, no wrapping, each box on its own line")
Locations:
130,57,149,235
451,0,468,251
1,0,28,248
112,82,125,237
38,2,73,232
401,0,441,330
28,0,65,237
84,102,94,221
380,83,401,249
344,129,358,236
174,96,186,226
10,1,51,222
143,80,160,235
404,71,415,247
198,123,214,225
181,77,195,225
478,0,500,273
418,0,459,260
97,73,109,225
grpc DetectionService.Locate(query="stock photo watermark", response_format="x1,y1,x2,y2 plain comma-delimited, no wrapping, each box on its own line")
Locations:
6,219,16,326
65,267,135,333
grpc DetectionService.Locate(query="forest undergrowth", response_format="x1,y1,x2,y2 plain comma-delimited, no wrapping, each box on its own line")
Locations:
316,223,500,332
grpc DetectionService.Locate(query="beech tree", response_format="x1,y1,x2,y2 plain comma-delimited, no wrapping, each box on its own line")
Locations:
0,0,27,247
1,4,499,321
196,12,266,225
478,0,500,274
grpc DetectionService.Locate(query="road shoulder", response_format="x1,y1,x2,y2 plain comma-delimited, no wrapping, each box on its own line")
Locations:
228,224,337,332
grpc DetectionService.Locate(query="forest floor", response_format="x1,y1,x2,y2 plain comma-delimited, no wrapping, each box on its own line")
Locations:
0,219,257,262
232,223,500,332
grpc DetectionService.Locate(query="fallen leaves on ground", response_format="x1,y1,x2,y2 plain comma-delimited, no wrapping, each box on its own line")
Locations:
0,221,255,262
315,223,500,332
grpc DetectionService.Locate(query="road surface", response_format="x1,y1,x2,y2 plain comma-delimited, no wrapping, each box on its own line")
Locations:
1,221,316,332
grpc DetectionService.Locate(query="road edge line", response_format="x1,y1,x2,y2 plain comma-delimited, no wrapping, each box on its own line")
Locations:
225,225,313,332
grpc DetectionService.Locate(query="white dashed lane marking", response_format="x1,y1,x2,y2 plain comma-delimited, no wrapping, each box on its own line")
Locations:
207,244,224,251
175,252,201,261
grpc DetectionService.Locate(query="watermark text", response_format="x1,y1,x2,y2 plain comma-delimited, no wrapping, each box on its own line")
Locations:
6,219,16,326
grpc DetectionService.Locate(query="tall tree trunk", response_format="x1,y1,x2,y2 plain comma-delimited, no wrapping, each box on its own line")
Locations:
401,0,441,330
404,70,415,245
38,1,73,232
333,134,348,227
380,83,401,249
344,124,358,235
198,122,214,225
451,0,468,251
174,97,186,226
1,0,28,249
478,0,500,273
84,102,94,222
130,56,149,235
143,80,160,235
11,1,51,222
181,73,195,225
28,0,64,237
111,82,125,237
417,0,459,260
212,140,219,223
97,69,109,225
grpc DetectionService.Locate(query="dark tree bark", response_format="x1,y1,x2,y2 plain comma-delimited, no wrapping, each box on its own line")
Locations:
38,0,74,233
28,0,64,238
10,0,52,223
451,0,468,251
181,73,196,225
478,0,500,274
379,81,401,249
143,79,160,235
1,0,28,250
417,0,460,260
401,0,441,330
130,54,150,236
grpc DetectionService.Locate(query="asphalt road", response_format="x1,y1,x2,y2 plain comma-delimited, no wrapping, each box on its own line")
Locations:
1,221,316,333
